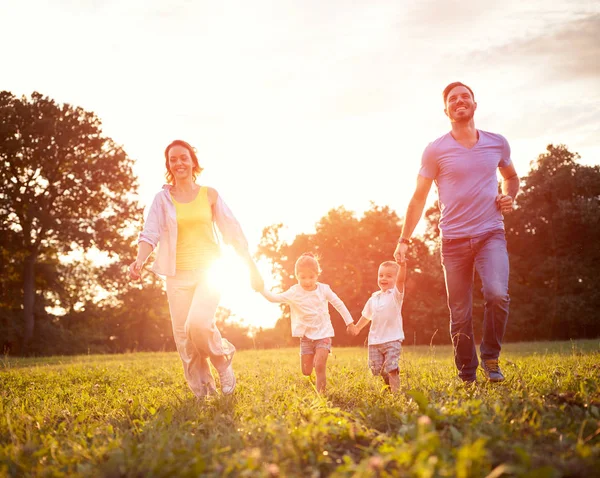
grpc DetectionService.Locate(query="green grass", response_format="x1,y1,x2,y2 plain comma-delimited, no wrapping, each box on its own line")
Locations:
1,340,599,477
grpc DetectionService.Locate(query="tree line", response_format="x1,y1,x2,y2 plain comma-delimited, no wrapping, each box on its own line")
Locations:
1,91,599,355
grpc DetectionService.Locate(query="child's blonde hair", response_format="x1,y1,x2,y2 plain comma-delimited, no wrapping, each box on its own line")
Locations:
379,261,400,272
295,252,321,276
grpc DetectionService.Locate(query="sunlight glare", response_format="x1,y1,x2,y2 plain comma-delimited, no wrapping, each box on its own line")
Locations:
206,247,280,329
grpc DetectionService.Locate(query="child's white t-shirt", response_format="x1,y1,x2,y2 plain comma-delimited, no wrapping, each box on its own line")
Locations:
361,287,404,345
262,283,353,340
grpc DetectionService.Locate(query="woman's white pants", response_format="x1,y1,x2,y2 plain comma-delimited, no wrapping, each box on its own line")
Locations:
166,269,235,397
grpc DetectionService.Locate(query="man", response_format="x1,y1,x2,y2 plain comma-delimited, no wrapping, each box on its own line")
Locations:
394,82,519,383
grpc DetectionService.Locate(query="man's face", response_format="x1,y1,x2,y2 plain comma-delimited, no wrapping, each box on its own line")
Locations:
444,86,477,123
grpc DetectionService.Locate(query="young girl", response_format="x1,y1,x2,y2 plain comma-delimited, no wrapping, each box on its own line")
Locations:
260,253,354,392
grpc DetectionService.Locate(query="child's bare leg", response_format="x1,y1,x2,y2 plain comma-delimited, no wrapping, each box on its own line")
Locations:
313,348,329,393
301,354,314,376
388,369,400,392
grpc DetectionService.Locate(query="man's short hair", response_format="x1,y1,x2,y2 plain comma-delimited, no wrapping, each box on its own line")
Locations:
443,82,475,104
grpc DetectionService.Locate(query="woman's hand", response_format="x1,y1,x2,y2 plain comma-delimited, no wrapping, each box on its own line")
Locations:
128,258,145,280
248,262,265,292
240,251,265,292
129,243,153,281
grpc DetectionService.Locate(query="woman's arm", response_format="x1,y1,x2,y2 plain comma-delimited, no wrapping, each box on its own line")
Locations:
129,194,161,280
210,188,264,291
129,242,154,280
239,249,265,292
137,194,161,249
211,188,249,253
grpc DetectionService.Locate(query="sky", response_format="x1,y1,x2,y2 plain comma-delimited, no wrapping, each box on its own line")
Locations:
3,0,599,328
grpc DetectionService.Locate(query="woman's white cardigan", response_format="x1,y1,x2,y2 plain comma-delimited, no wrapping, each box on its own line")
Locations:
138,185,248,277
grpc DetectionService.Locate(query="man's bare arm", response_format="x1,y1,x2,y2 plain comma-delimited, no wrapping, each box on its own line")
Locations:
400,175,434,240
500,163,520,199
496,164,520,214
394,175,433,261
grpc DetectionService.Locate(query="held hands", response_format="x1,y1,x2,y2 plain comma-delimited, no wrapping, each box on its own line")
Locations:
394,242,409,263
240,251,265,292
496,194,514,214
346,323,358,336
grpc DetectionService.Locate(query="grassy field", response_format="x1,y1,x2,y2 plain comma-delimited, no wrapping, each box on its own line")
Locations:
1,341,599,477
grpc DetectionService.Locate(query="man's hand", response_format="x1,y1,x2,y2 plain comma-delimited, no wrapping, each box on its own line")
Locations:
347,324,358,336
496,194,514,214
394,242,409,263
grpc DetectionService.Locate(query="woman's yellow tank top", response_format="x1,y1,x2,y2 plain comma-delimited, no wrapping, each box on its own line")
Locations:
171,186,220,270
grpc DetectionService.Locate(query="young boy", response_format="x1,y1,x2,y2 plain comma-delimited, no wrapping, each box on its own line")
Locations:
349,260,407,392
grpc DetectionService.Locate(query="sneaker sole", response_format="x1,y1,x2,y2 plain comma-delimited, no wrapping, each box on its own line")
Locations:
482,371,505,383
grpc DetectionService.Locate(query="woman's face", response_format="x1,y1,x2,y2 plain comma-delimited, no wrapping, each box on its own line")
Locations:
167,145,195,182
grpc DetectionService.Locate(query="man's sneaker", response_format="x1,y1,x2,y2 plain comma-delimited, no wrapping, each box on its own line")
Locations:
481,359,505,382
218,363,236,395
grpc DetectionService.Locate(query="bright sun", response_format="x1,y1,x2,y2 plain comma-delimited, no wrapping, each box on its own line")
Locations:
206,248,281,330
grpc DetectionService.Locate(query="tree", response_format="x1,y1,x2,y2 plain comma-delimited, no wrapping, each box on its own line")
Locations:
0,91,141,351
505,144,600,340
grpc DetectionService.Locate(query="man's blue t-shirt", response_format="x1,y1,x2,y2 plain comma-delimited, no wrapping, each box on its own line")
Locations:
419,130,512,239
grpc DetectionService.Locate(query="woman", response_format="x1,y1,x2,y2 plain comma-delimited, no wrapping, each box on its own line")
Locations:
129,139,264,397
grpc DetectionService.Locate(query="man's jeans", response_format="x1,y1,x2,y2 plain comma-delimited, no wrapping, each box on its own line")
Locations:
441,229,510,381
